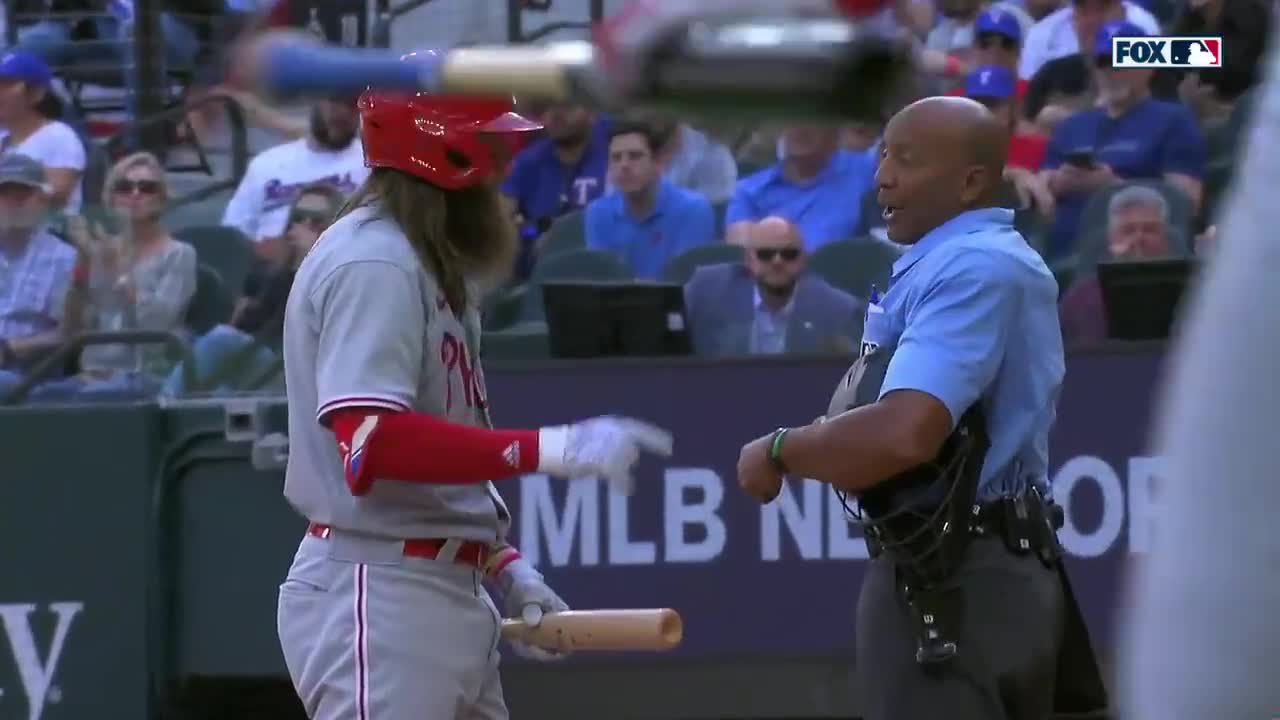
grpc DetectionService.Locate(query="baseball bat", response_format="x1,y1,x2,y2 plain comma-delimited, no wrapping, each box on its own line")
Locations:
245,6,914,123
500,608,683,652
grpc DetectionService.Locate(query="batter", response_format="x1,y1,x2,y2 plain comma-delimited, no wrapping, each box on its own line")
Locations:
275,67,673,720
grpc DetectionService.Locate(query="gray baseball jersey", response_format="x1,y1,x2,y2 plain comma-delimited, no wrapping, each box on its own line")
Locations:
281,203,510,542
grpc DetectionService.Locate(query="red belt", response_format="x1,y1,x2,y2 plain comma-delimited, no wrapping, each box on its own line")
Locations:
307,523,490,570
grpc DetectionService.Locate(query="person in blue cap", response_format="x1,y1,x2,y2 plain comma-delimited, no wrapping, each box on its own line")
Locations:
972,7,1027,92
736,96,1106,720
966,64,1055,216
0,50,86,212
1039,20,1206,261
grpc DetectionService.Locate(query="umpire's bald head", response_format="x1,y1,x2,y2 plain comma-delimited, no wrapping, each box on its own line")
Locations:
875,96,1009,245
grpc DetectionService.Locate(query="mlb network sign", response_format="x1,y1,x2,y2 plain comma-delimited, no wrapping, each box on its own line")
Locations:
1112,36,1222,68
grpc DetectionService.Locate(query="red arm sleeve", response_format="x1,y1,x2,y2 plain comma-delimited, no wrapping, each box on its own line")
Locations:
329,407,540,496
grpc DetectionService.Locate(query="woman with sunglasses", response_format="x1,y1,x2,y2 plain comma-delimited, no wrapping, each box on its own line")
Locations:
160,182,346,395
33,151,196,400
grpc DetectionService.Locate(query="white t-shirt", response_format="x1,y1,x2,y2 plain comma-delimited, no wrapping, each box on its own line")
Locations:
0,121,87,213
221,137,369,243
1017,1,1162,79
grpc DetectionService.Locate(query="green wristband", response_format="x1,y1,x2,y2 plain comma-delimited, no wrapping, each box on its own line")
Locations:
768,427,791,475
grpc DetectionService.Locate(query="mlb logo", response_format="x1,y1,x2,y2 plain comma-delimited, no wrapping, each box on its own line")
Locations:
1112,36,1222,68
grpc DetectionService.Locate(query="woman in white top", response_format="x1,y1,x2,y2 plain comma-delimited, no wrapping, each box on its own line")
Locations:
0,50,86,213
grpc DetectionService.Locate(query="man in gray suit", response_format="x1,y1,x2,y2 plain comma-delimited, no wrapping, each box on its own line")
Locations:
684,216,865,356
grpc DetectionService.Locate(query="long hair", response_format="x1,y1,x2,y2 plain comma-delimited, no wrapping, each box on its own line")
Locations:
339,168,518,315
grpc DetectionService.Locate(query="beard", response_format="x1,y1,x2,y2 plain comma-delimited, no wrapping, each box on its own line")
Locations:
311,108,358,151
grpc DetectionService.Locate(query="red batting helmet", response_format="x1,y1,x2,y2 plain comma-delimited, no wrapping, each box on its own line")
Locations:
358,53,543,190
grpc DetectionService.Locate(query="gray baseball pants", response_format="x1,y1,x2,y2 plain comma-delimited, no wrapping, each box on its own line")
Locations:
278,531,507,720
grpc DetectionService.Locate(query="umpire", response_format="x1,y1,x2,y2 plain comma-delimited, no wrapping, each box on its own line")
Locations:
736,97,1106,720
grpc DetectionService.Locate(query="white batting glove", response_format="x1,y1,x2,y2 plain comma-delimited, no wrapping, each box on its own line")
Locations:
537,416,674,495
498,557,570,662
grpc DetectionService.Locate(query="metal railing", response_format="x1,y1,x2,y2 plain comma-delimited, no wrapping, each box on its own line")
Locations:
1,330,197,405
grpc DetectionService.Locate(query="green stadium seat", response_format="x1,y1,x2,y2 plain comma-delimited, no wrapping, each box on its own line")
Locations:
659,243,744,285
483,283,528,332
481,322,552,361
520,249,633,322
537,210,586,259
186,263,233,336
173,225,257,298
808,239,899,300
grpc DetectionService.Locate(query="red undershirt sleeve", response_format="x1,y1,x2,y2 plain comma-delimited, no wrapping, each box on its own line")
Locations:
328,407,541,496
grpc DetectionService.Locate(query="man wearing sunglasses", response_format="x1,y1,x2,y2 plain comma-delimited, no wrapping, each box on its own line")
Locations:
684,216,863,357
1039,21,1206,261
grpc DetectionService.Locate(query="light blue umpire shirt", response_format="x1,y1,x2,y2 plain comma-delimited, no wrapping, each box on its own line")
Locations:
862,207,1064,501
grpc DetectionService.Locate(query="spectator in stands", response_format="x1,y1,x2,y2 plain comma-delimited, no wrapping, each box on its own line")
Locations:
221,94,366,246
972,8,1029,95
502,101,609,246
1019,0,1160,80
1059,185,1172,344
966,65,1055,215
31,151,196,400
637,111,738,204
0,154,75,396
0,51,85,212
684,216,863,356
585,122,716,280
6,1,201,73
724,125,877,251
922,0,1032,90
161,182,343,396
1040,21,1206,261
1152,0,1272,109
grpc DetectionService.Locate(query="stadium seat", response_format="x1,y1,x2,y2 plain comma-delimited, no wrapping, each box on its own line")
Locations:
482,283,528,332
520,249,633,322
808,238,898,300
536,210,586,259
481,321,552,361
186,263,233,336
173,225,256,298
659,243,744,285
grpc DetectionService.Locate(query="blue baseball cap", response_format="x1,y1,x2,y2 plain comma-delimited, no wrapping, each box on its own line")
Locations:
975,7,1022,43
0,51,52,88
1094,20,1146,58
965,65,1017,100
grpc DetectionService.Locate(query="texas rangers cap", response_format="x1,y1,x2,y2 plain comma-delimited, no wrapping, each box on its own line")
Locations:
0,50,52,88
975,8,1022,43
0,153,51,192
1095,20,1146,58
965,65,1017,100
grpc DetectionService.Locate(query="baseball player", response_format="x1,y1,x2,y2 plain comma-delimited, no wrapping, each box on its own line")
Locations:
275,69,673,720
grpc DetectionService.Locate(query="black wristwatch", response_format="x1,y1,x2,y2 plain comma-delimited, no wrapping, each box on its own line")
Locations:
767,427,792,475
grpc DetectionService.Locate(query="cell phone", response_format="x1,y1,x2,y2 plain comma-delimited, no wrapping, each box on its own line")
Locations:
1064,150,1097,169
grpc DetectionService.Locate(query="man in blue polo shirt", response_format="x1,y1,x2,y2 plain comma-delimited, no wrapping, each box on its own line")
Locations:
1039,20,1206,260
502,100,610,273
585,121,716,279
724,124,878,251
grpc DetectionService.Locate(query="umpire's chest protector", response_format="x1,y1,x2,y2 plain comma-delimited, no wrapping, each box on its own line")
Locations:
825,298,990,585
